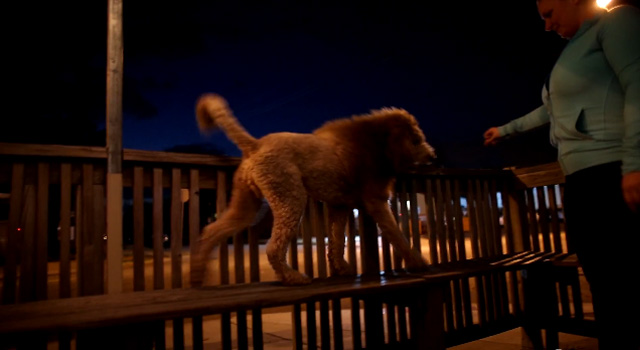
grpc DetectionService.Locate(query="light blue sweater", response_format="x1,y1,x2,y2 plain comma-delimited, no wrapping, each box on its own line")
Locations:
498,5,640,175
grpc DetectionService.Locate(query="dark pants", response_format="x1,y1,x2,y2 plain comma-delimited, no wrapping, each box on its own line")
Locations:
564,162,640,350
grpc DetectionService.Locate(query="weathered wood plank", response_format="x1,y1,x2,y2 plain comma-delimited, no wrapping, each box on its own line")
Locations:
409,178,421,256
189,169,201,285
412,285,445,350
425,178,438,264
234,227,248,350
444,179,457,262
481,180,495,257
133,166,145,292
399,184,411,267
360,213,379,277
389,191,401,270
189,174,204,345
170,168,185,349
536,186,552,252
153,168,165,290
475,179,490,258
59,163,72,299
290,220,304,350
350,298,362,350
488,179,502,255
360,213,383,348
500,182,515,254
525,188,540,252
248,225,264,349
0,142,241,167
292,303,303,350
466,179,480,260
317,203,330,350
306,302,318,350
2,163,24,304
434,178,447,264
452,179,466,261
364,297,384,348
192,316,203,350
302,202,314,279
19,184,37,302
93,183,106,294
35,163,49,301
331,299,344,350
346,212,358,274
312,200,327,279
79,164,98,296
214,170,232,350
501,183,523,325
546,186,563,253
171,168,183,289
217,170,229,286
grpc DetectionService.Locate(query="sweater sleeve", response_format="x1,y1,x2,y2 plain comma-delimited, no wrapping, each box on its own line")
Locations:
497,104,550,137
601,6,640,174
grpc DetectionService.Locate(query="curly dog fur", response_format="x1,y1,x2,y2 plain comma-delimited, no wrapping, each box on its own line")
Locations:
191,93,436,286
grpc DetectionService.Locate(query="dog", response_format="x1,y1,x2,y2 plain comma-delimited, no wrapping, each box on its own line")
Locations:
191,93,436,286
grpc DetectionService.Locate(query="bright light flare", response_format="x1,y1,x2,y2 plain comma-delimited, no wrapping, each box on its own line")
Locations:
596,0,612,8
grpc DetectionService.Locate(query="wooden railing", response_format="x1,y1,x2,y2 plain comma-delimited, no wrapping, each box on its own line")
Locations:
0,142,240,301
391,163,570,346
0,142,578,349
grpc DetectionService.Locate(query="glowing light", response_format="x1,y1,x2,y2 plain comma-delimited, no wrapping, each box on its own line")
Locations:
596,0,612,8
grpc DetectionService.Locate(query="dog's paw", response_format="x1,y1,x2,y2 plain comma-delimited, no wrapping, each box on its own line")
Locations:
330,259,356,277
281,271,312,286
405,263,430,274
405,255,429,273
190,253,206,287
191,269,205,288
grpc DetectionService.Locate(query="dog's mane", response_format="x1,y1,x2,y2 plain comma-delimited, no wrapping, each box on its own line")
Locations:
313,107,417,177
314,107,415,138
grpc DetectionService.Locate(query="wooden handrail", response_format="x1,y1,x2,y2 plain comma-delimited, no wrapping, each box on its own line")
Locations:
406,165,510,177
0,142,241,167
509,162,564,188
0,143,565,185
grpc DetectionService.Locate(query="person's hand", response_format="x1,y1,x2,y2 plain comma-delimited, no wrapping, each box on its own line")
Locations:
483,127,502,146
622,171,640,212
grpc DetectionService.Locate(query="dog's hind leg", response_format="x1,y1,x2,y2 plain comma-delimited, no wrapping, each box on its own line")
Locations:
364,200,428,272
262,185,310,285
191,181,262,287
326,206,355,277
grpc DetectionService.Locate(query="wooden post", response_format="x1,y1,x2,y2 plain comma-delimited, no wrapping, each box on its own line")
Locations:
106,0,124,294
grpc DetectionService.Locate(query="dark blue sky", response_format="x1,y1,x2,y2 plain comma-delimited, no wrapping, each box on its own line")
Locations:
119,1,565,168
14,1,636,168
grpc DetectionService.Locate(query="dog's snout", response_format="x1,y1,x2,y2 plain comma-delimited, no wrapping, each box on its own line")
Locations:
421,142,436,161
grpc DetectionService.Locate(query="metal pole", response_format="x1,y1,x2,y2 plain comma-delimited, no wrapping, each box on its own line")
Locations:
106,0,124,294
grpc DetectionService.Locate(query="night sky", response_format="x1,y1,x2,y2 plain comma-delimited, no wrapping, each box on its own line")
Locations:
8,1,638,169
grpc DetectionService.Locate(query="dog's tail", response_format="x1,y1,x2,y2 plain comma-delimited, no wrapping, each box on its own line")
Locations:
196,93,257,155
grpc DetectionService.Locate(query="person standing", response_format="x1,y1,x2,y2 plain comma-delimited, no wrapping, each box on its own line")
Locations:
483,1,640,348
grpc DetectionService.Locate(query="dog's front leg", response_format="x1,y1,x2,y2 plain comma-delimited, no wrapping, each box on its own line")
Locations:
326,206,355,276
364,200,428,272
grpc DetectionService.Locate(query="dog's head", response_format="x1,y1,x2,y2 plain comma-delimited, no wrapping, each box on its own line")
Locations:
378,108,436,171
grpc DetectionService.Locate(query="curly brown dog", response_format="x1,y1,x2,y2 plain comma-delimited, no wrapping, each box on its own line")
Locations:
191,93,436,286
